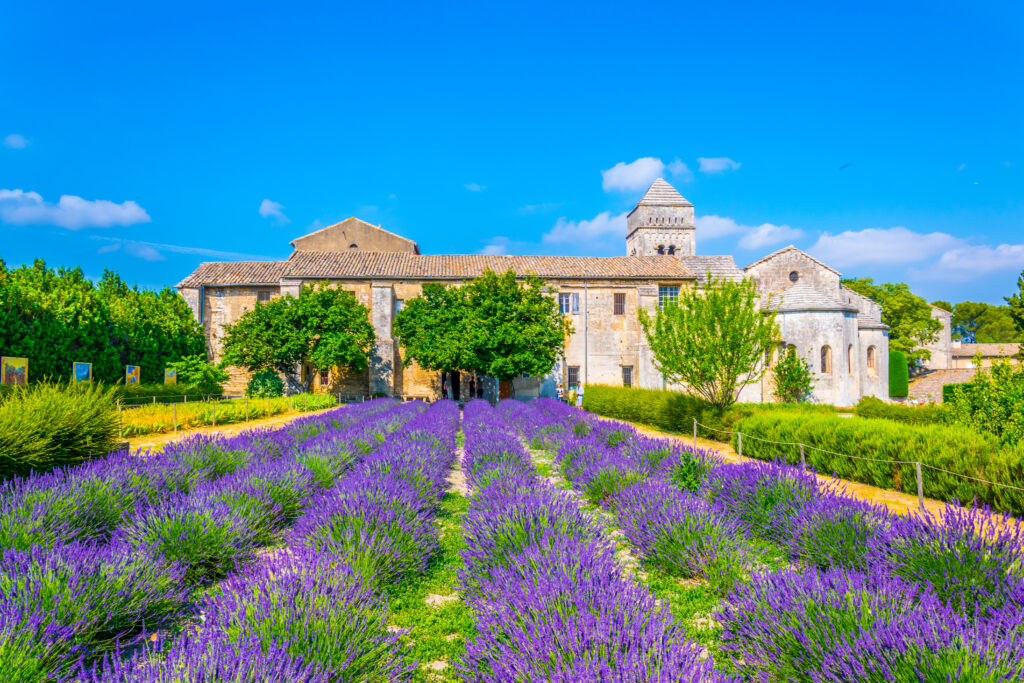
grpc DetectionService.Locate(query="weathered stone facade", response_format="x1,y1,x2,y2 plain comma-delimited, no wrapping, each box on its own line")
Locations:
177,180,891,406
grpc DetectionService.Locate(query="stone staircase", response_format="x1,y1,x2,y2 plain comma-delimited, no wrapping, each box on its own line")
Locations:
908,368,976,404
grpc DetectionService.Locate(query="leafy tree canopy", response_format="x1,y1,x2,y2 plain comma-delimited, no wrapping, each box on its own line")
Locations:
168,354,230,395
0,259,205,383
773,346,814,403
949,301,1020,343
1005,272,1024,341
393,283,472,373
639,275,779,410
220,283,376,391
842,278,941,364
462,269,573,383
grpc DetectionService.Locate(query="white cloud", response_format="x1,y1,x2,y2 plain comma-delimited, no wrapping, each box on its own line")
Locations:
3,134,28,149
479,237,511,255
465,183,486,192
93,236,273,261
601,157,666,192
667,158,693,181
258,198,290,224
697,157,741,174
738,223,804,250
543,211,628,244
695,214,801,249
808,227,963,268
933,244,1024,277
0,189,150,229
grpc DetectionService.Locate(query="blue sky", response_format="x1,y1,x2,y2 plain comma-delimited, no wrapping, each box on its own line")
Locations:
1,1,1021,304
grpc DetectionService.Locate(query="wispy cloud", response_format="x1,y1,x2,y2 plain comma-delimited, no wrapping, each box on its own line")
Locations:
93,236,275,261
543,211,628,244
258,198,290,224
694,214,801,249
926,243,1024,281
697,157,741,174
808,227,963,269
667,158,693,181
3,134,29,149
0,189,150,229
465,183,486,192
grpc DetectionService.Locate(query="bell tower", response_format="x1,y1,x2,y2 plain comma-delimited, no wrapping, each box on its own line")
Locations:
625,178,696,257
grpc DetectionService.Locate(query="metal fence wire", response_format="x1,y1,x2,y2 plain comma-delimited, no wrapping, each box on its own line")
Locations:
691,418,1024,511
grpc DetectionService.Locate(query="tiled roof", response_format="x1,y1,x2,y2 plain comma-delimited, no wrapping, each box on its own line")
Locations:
633,178,693,207
952,343,1021,358
281,251,696,280
177,261,286,288
763,283,859,313
839,285,889,329
678,255,743,284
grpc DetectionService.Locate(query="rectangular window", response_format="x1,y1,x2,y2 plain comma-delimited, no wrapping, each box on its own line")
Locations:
394,299,404,315
571,292,580,314
558,293,572,315
257,290,272,303
567,366,580,388
621,366,633,388
658,285,680,307
613,293,626,315
319,368,329,385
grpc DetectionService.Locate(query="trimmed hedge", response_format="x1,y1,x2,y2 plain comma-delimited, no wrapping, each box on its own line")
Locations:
580,385,837,442
943,382,969,403
731,412,1024,515
889,350,909,398
0,382,120,479
854,396,947,426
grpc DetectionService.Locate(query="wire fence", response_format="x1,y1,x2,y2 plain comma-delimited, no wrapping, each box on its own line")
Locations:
691,418,1024,511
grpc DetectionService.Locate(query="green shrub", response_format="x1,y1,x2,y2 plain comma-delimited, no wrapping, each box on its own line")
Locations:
732,412,1024,515
581,384,836,443
889,350,909,398
945,360,1024,447
0,382,119,479
168,354,230,396
942,382,969,403
247,369,284,398
854,396,947,426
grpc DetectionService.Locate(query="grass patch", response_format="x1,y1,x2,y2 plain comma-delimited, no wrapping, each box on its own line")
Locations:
386,490,474,682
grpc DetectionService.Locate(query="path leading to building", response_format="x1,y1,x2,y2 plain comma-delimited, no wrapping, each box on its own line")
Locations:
126,405,340,452
626,422,950,518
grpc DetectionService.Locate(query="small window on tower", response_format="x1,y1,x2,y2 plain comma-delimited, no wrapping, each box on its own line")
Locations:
667,245,676,255
789,271,799,283
657,245,666,255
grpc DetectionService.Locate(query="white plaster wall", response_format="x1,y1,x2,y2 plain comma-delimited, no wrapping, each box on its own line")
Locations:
859,328,890,400
777,310,859,406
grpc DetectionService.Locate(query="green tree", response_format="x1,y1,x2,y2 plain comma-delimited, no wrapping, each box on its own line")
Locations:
842,278,941,365
773,346,814,403
1005,272,1024,340
393,283,472,375
889,350,909,398
947,358,1024,446
950,301,1020,343
930,300,953,313
220,283,376,392
461,269,573,393
168,354,230,395
639,275,779,410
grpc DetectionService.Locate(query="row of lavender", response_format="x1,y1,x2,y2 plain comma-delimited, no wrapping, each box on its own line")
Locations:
1,398,456,680
456,398,725,681
511,398,1024,681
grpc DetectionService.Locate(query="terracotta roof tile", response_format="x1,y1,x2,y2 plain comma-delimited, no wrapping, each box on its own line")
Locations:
177,261,286,288
280,251,696,280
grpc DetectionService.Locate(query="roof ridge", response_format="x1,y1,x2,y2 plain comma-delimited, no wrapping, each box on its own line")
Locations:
743,245,841,277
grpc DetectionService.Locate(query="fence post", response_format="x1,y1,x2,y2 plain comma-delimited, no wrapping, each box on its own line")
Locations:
693,418,697,450
212,400,217,427
153,395,156,405
118,401,122,439
304,394,308,411
288,395,292,411
184,394,188,404
800,443,806,470
915,462,925,511
173,403,177,435
245,397,249,422
738,431,743,458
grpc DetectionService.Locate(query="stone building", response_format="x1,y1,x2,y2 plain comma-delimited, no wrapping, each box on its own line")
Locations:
177,180,890,406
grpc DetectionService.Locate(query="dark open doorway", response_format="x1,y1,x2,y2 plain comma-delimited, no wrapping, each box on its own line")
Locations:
450,371,460,401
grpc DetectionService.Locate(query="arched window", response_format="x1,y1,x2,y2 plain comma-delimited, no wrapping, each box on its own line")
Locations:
848,345,854,375
667,245,676,255
656,245,665,255
867,346,877,375
820,345,832,374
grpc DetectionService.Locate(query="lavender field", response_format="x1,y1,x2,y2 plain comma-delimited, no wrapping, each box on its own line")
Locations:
1,397,1022,681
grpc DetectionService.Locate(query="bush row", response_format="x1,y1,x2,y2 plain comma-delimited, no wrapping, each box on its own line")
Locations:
731,411,1024,515
580,384,837,441
853,396,947,426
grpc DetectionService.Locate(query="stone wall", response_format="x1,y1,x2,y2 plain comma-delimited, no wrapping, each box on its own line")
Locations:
290,218,418,254
921,306,952,370
745,250,841,296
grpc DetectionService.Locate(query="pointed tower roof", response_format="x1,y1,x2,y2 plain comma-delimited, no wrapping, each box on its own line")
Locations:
635,178,693,207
